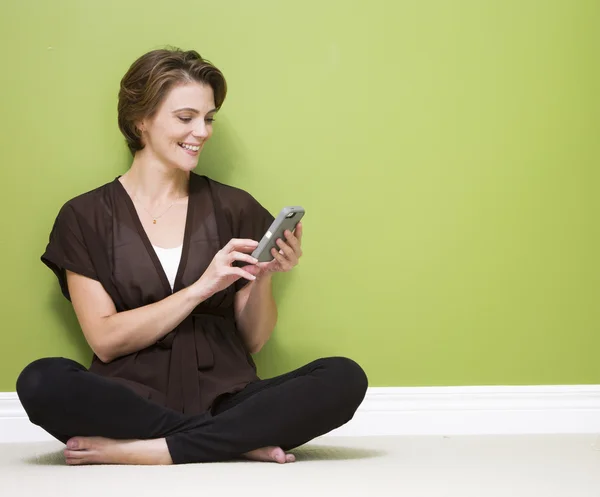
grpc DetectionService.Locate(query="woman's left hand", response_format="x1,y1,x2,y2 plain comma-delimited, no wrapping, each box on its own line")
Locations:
250,222,303,277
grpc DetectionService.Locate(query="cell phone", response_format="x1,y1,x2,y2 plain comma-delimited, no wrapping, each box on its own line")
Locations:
252,206,305,263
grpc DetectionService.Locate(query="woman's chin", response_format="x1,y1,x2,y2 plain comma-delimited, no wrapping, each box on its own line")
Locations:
171,159,199,173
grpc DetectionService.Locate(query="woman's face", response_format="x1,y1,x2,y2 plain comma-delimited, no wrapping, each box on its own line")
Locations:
138,82,217,171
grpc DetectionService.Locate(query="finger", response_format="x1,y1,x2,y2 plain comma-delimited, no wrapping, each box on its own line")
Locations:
233,267,257,281
224,239,259,253
276,238,297,264
294,222,303,244
271,247,293,271
230,251,258,265
256,262,272,273
243,264,262,277
283,229,302,257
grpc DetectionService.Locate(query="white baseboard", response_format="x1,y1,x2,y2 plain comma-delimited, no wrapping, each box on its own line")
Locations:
326,385,600,437
2,386,600,443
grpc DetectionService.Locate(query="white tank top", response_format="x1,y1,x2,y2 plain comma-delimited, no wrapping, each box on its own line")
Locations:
152,244,183,290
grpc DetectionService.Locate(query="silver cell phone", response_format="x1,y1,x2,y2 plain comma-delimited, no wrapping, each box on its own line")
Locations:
252,206,305,263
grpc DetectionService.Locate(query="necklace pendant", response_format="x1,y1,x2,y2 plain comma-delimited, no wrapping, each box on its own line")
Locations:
153,219,157,224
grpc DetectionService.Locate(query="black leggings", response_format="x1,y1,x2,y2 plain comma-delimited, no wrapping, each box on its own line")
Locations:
16,356,368,464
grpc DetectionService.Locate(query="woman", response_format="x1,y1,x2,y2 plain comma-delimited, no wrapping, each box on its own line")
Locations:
16,48,368,465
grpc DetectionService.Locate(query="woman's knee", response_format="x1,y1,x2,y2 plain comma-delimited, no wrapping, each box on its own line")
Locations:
322,356,369,407
16,357,82,416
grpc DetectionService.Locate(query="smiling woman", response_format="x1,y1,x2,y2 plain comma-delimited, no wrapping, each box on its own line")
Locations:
15,46,368,466
117,49,226,157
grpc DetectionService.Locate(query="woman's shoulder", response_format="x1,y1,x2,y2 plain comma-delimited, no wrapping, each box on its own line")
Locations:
195,173,274,244
49,178,120,238
58,177,119,215
197,173,267,212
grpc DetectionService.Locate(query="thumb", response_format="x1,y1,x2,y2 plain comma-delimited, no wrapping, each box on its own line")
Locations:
243,264,262,277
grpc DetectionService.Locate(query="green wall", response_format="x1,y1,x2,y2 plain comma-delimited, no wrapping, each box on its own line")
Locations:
1,0,598,390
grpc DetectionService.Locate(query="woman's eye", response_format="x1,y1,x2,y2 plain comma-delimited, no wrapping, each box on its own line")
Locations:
178,117,215,123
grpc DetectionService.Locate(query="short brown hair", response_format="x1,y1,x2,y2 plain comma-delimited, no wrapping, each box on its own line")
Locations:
118,47,227,155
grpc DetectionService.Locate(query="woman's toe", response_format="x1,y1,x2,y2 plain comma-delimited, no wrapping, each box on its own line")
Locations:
270,447,286,463
64,450,89,464
66,437,88,450
64,447,86,458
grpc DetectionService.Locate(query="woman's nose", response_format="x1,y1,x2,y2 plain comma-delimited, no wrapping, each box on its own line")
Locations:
193,122,209,138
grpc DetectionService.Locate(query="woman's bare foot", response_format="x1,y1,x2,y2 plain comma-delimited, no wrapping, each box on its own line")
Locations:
64,437,294,465
64,437,173,465
243,446,296,464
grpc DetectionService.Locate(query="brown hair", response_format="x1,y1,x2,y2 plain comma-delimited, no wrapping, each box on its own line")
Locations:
118,47,227,155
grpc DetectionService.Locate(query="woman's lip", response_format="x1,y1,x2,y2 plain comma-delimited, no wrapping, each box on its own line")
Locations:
179,145,199,155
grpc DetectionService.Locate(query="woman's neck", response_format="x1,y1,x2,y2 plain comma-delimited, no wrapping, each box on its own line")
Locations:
121,152,189,208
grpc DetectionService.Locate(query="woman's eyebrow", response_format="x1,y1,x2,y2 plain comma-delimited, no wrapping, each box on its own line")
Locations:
172,107,217,114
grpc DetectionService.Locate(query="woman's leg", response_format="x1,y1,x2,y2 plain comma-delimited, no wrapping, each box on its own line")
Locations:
16,356,367,464
16,357,206,464
16,357,202,441
166,356,368,463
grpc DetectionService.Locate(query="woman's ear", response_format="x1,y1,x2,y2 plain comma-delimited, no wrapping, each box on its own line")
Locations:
134,118,145,134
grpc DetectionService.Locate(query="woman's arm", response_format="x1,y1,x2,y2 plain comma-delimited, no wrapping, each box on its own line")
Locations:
234,223,303,354
234,274,278,354
66,270,212,363
66,238,260,363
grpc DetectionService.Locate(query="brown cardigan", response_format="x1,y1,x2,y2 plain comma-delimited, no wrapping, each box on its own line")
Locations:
41,172,274,414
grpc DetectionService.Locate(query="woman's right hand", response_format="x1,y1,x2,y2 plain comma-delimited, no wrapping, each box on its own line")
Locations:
193,239,259,298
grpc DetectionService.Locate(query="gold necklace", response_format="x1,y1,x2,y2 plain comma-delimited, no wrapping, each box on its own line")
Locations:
132,191,186,224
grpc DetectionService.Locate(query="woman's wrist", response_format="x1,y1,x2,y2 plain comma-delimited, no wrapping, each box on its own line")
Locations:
255,270,274,283
186,280,213,304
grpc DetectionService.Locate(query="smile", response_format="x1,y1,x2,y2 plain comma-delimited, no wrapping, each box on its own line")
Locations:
178,142,200,152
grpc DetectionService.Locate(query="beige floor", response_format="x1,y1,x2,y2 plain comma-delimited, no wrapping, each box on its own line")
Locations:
1,435,599,497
